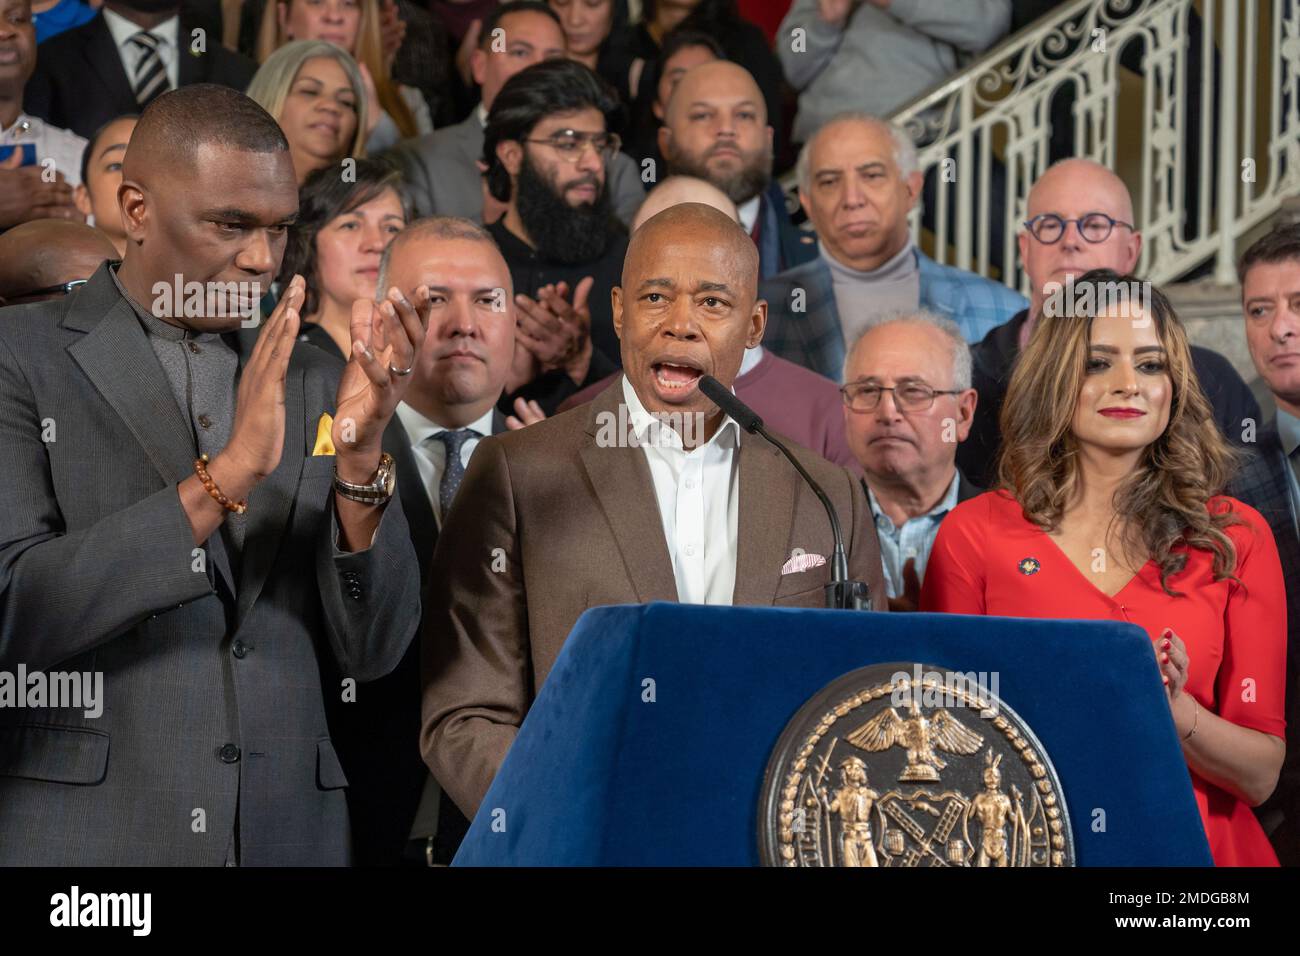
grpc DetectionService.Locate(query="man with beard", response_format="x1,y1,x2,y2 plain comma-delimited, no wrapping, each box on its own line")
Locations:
483,57,628,414
658,59,816,280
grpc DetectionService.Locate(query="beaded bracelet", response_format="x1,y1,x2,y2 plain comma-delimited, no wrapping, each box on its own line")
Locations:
194,453,248,515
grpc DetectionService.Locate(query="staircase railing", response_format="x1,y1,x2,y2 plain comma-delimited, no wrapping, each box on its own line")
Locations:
888,0,1300,292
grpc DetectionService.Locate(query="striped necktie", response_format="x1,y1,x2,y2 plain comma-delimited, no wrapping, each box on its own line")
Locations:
129,31,168,106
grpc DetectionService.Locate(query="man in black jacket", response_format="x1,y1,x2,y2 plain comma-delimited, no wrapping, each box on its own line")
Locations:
24,0,255,140
956,159,1259,488
1228,223,1300,865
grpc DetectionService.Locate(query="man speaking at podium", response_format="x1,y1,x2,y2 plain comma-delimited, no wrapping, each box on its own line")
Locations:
421,203,887,818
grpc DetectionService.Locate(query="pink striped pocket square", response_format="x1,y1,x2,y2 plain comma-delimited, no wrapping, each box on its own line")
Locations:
781,552,827,575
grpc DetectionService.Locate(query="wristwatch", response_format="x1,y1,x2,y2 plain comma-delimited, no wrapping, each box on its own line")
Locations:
333,452,396,505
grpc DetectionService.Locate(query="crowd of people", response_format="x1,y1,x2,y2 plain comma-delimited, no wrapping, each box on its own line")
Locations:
0,0,1294,870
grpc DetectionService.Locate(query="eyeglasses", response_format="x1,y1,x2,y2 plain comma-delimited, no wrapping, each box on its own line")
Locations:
524,129,622,162
840,381,961,412
4,279,88,303
1023,212,1135,244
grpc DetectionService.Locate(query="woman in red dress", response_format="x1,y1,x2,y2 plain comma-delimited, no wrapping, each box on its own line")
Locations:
921,271,1287,866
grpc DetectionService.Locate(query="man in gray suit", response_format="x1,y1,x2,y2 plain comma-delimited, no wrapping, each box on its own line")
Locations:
0,85,425,866
383,0,645,228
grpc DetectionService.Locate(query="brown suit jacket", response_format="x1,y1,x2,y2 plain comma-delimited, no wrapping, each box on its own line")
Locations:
420,378,887,817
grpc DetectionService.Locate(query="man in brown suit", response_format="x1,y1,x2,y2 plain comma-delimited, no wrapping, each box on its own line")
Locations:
421,203,887,818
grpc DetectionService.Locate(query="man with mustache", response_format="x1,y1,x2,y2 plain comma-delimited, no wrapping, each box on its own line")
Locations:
331,215,518,867
0,84,423,865
420,202,888,819
658,59,816,280
482,57,629,414
1230,223,1300,865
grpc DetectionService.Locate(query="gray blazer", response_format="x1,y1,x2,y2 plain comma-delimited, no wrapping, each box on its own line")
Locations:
384,112,646,226
0,264,422,866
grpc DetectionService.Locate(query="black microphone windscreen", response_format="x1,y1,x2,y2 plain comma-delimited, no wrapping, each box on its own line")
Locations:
698,375,764,433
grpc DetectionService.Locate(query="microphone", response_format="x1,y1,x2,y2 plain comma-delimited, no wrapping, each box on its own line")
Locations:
698,375,870,610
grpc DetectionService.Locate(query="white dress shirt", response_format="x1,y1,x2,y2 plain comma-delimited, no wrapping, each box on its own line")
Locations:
394,401,495,526
622,376,741,605
0,113,86,186
737,195,760,235
103,8,180,92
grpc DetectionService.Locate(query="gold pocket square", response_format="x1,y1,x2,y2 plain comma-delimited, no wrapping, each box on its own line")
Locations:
312,413,336,456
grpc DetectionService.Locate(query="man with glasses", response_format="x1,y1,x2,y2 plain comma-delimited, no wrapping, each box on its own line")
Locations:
956,158,1260,488
841,310,981,612
482,58,629,414
0,218,115,306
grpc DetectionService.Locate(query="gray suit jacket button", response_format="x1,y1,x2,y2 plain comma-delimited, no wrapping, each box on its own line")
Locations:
232,639,249,659
217,744,241,763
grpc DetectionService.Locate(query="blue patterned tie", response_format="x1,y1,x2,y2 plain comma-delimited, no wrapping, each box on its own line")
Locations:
430,428,477,520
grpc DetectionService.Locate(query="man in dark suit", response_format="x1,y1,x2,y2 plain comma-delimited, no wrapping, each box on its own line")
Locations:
956,159,1260,488
1230,223,1300,865
24,0,256,140
0,85,424,865
842,311,983,613
421,203,888,818
326,216,515,867
659,59,816,281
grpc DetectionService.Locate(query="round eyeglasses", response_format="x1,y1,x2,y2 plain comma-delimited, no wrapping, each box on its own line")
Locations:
1023,212,1135,244
840,381,961,412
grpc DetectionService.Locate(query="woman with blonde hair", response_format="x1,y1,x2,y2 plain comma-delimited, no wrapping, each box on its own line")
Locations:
257,0,431,151
921,269,1287,866
248,40,369,184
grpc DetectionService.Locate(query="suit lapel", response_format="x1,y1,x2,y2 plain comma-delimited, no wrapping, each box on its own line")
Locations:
578,381,679,603
84,15,138,113
731,434,798,606
67,265,236,594
805,260,845,381
233,329,306,626
384,414,438,585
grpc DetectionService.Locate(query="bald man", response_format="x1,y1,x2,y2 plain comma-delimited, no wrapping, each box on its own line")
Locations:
659,60,816,279
421,203,887,817
955,158,1260,487
0,219,116,305
0,85,425,866
632,175,738,232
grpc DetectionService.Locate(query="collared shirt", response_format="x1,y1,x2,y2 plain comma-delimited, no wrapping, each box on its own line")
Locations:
737,195,761,235
394,401,495,526
824,240,920,351
622,376,740,605
0,112,87,186
103,7,181,91
1277,408,1300,538
866,469,961,599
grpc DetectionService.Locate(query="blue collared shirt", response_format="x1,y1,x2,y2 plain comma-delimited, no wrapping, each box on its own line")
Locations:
1276,408,1300,537
866,471,962,599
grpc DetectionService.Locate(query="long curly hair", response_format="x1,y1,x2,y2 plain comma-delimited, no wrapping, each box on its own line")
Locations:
997,269,1241,594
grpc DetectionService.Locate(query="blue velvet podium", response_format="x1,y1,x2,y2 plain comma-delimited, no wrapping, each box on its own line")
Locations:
452,603,1212,866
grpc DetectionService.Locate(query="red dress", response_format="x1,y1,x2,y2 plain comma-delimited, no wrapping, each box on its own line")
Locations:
920,490,1287,866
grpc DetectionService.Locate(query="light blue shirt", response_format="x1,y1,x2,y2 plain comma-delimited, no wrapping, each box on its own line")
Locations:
867,471,961,599
1276,409,1300,537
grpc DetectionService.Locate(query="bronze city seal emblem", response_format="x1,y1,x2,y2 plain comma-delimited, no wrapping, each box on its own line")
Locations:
759,662,1074,867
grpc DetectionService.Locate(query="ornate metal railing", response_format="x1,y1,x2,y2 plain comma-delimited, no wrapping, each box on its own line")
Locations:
887,0,1300,291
